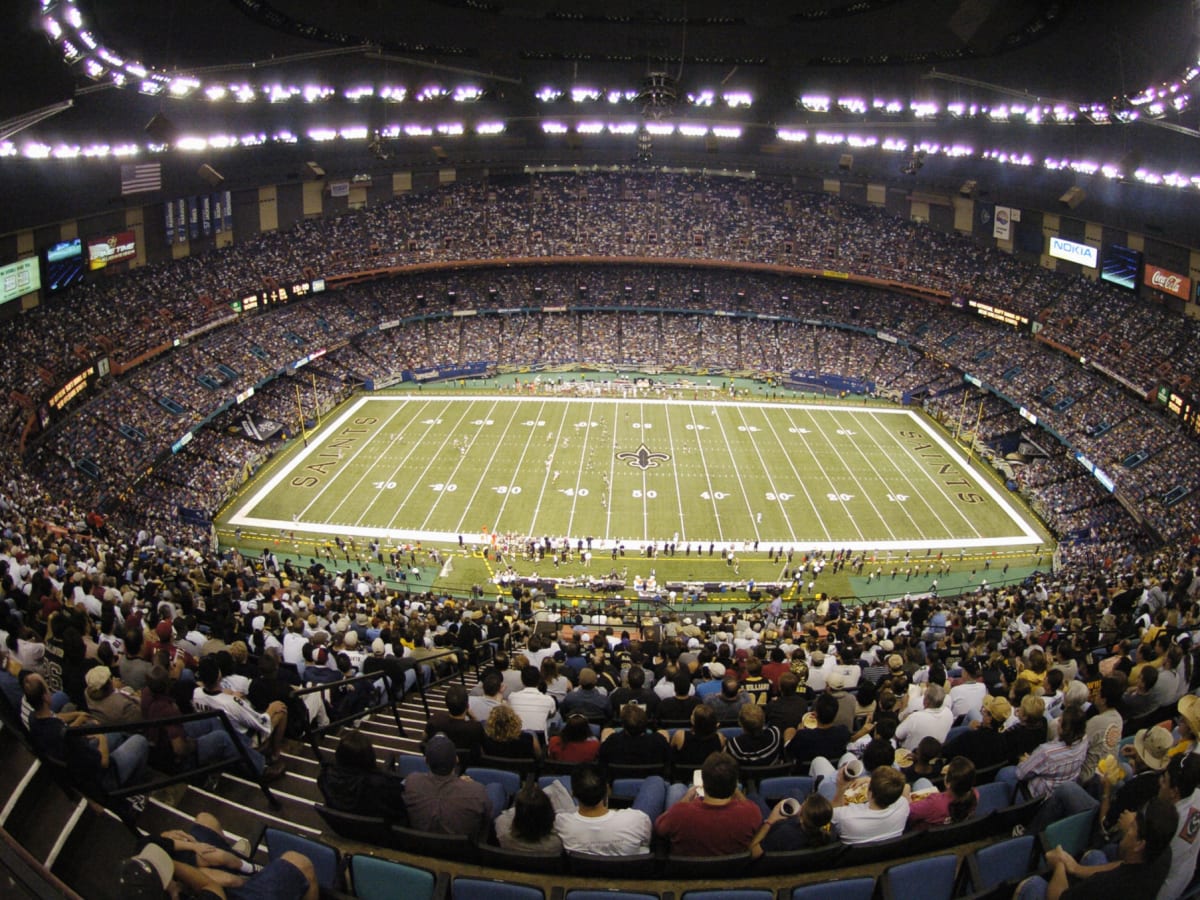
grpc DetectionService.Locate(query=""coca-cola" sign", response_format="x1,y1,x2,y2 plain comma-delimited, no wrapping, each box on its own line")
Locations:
1143,265,1192,300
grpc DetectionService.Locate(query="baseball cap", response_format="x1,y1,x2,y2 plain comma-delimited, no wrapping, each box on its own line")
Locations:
982,694,1012,723
85,665,112,692
707,662,726,678
118,843,174,899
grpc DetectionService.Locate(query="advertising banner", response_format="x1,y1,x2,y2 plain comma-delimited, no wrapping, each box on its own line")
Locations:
1143,265,1191,300
86,230,137,270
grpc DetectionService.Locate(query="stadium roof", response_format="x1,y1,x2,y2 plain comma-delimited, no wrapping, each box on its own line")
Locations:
3,1,1200,241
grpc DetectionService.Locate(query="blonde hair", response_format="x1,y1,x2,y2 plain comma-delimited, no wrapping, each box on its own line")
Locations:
486,704,525,743
1020,694,1045,721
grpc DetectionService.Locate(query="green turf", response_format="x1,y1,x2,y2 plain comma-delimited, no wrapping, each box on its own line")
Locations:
223,393,1044,555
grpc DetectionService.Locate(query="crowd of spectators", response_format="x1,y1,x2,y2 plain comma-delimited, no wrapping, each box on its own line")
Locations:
5,454,1200,893
1,172,1198,564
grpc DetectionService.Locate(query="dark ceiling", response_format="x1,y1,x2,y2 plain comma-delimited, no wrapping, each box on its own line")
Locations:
2,0,1200,242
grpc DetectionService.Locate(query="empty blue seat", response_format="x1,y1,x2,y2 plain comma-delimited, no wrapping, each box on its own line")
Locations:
351,855,436,900
881,853,958,900
453,877,544,900
788,878,875,900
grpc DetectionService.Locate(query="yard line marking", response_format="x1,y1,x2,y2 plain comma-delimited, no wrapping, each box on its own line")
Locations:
686,403,725,542
565,400,595,537
383,398,478,532
638,401,649,541
334,400,436,525
778,406,866,542
227,395,1040,550
802,407,898,541
755,406,824,543
858,411,973,538
830,410,933,538
709,405,761,543
604,405,618,540
452,399,524,535
734,405,798,544
418,398,502,530
314,399,417,523
527,400,569,536
484,400,539,532
663,403,688,543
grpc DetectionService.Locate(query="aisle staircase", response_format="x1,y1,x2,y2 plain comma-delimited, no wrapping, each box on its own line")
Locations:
0,675,470,899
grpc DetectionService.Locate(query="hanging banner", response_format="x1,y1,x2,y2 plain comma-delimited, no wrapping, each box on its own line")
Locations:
201,194,212,237
176,199,188,243
223,190,233,232
212,193,224,233
993,205,1013,241
187,196,200,240
165,200,175,244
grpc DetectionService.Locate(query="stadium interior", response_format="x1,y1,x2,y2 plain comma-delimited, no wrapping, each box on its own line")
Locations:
3,1,1200,899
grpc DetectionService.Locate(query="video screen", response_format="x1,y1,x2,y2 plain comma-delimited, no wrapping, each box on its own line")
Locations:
42,238,85,294
1100,244,1142,291
86,230,137,270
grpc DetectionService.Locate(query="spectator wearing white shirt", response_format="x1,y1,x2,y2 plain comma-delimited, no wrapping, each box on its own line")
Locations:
948,659,987,722
895,683,954,750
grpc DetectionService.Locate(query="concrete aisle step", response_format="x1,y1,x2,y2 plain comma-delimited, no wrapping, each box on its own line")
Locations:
4,767,82,864
0,728,39,810
172,784,324,844
51,803,139,900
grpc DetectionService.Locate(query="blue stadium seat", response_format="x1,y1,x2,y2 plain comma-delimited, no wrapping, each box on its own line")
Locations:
880,853,958,900
350,855,437,900
788,878,875,900
264,827,342,891
452,877,544,900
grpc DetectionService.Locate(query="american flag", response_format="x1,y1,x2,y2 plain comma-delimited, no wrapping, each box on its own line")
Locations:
120,162,161,195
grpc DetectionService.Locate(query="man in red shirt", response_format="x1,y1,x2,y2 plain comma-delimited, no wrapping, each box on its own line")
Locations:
654,751,763,856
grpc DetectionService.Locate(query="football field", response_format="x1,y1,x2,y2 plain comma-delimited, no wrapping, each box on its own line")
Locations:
223,394,1044,553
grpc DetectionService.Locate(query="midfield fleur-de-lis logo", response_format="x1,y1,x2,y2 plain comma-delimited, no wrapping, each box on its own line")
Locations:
616,443,671,470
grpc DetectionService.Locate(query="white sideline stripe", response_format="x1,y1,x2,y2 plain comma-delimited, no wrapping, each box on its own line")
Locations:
44,798,86,868
866,410,981,538
228,396,1042,551
0,758,39,825
185,784,324,834
901,410,1041,541
855,409,962,539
